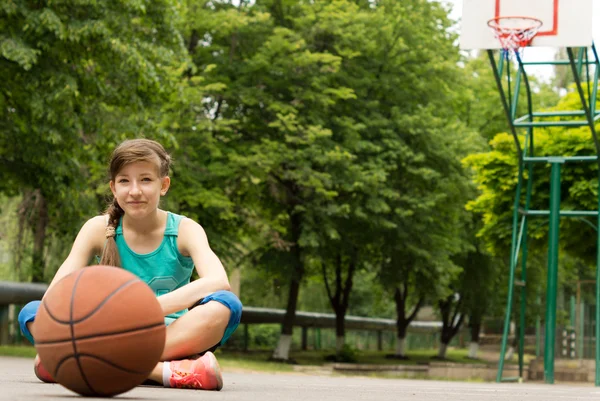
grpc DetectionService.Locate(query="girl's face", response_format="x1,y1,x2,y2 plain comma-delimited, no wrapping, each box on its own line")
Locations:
110,161,170,219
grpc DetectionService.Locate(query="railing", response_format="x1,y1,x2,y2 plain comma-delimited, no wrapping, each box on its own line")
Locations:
0,281,442,349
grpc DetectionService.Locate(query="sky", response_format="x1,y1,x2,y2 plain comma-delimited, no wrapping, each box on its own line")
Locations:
441,0,600,81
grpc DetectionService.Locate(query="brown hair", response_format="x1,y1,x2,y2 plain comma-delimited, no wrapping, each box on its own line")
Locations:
99,139,172,266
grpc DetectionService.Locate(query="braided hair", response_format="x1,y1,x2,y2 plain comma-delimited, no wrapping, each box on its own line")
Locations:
98,139,171,266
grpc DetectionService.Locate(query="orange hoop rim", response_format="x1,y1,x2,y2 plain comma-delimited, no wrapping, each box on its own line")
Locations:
487,16,543,50
487,16,543,31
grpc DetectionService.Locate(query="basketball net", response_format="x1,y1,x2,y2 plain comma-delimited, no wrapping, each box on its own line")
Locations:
487,16,543,59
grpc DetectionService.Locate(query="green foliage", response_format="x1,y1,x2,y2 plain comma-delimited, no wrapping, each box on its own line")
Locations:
0,195,19,280
464,88,600,262
166,0,489,346
364,1,480,307
0,0,519,348
325,344,359,363
250,324,281,349
459,53,560,142
0,0,188,279
464,84,600,319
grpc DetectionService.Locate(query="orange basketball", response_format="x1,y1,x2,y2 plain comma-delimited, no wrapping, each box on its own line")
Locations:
33,265,166,397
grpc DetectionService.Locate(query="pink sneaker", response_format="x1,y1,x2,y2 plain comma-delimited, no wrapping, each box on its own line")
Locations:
168,352,223,390
34,355,56,383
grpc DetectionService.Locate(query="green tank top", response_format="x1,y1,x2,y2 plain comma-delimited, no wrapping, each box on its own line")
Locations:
115,212,195,321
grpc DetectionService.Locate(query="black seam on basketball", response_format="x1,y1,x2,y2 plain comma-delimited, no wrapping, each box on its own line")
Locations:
54,353,151,376
41,299,61,324
41,278,140,324
34,321,165,344
73,279,140,323
70,269,96,394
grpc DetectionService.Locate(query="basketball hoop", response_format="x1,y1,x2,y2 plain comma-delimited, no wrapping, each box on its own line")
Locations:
487,16,543,53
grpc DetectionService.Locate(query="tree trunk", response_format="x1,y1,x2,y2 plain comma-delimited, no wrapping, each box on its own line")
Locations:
438,342,448,359
468,313,482,359
31,190,48,283
438,295,465,359
282,271,302,338
271,264,302,361
505,326,519,361
336,336,345,353
335,309,345,353
272,333,293,360
15,195,30,280
15,189,48,282
390,284,424,359
395,336,406,356
468,342,479,359
323,248,357,357
271,212,304,362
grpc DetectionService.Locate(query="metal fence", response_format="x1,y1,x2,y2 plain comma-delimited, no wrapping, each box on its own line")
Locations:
0,280,445,351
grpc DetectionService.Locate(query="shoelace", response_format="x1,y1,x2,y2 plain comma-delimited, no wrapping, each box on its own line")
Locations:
171,364,204,389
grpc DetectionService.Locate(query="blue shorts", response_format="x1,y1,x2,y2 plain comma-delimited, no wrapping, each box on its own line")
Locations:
18,290,242,349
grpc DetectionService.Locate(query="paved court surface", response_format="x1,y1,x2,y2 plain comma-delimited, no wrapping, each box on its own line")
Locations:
2,356,600,400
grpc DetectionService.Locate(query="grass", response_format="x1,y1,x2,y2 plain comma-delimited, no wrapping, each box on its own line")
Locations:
0,345,298,374
0,345,37,358
216,349,493,366
0,345,532,377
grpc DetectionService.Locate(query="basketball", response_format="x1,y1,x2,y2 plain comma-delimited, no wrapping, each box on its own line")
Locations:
32,265,166,397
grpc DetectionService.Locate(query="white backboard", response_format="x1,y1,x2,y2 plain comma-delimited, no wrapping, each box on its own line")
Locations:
460,0,593,49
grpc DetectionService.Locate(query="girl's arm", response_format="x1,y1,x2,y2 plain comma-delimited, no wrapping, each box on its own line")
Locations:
157,218,230,316
43,215,105,298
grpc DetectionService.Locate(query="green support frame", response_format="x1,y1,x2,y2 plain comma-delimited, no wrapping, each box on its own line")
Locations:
489,45,600,385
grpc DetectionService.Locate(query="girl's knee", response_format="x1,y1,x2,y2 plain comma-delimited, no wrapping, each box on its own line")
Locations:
18,300,41,345
207,291,242,316
18,300,41,324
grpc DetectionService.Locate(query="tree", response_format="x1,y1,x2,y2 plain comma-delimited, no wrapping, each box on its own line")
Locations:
464,87,600,359
179,0,477,361
454,241,496,359
360,0,479,357
178,0,375,361
1,0,188,281
464,101,599,262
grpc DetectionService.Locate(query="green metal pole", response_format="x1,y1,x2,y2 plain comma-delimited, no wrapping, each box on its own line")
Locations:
516,53,534,382
518,162,534,380
580,299,585,359
544,162,562,384
487,50,523,157
490,48,526,383
536,295,541,357
518,251,527,380
570,296,576,328
566,46,600,386
570,295,576,359
591,47,599,115
596,168,600,385
497,181,527,382
510,69,522,121
496,168,524,383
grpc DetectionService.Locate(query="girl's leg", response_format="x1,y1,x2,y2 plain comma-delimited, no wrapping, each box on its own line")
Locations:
163,300,231,361
145,300,231,389
20,292,242,391
147,290,243,391
18,301,56,383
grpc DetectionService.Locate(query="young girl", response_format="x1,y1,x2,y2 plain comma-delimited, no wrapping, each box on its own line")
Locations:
17,139,242,391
